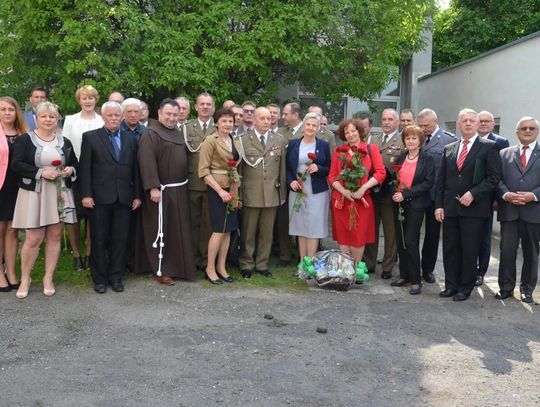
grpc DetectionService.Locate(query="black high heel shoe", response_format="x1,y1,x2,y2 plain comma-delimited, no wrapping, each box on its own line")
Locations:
221,276,234,283
0,284,11,292
205,271,223,285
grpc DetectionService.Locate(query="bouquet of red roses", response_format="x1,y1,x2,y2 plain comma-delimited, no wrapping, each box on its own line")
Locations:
290,152,317,221
335,145,369,230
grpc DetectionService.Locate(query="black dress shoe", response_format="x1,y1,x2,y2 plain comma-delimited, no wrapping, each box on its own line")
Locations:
111,282,124,292
439,288,458,298
221,276,234,283
423,273,435,284
453,292,469,302
209,278,223,285
495,291,513,300
240,270,252,279
475,275,484,286
521,293,533,304
94,284,107,294
409,284,422,295
381,271,392,279
390,278,408,287
256,270,272,277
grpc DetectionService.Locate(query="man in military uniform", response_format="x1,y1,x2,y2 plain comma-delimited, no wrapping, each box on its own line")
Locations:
185,92,215,270
239,107,287,277
364,108,405,278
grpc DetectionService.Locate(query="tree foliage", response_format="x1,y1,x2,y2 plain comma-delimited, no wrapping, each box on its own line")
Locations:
0,0,433,114
433,0,540,71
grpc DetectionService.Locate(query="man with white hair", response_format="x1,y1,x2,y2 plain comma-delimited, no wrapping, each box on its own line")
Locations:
475,110,509,286
417,108,455,283
435,108,501,301
175,96,190,126
80,101,142,294
495,116,540,303
121,98,145,141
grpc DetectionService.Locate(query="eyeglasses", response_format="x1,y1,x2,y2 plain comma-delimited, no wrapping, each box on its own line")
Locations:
479,120,493,124
519,126,538,131
243,109,255,114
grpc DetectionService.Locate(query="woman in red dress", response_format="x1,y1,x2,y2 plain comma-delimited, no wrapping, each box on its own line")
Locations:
328,119,386,263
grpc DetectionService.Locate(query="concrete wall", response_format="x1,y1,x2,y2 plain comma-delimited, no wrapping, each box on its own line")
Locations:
414,33,540,144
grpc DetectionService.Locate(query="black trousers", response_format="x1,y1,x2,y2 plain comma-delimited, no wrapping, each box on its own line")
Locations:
394,202,425,285
421,201,441,276
498,220,540,295
477,211,494,277
89,201,131,285
442,216,484,295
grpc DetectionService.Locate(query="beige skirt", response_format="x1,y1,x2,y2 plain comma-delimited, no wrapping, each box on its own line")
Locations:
12,180,77,229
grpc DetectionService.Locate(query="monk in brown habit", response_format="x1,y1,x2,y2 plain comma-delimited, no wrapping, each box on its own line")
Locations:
135,98,196,284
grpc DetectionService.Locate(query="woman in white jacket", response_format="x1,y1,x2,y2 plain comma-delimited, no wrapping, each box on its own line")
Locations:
62,85,104,272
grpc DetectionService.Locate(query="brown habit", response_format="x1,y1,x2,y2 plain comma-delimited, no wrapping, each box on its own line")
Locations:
135,120,196,280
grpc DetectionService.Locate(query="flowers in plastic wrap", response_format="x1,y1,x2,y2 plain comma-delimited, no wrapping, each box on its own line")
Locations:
297,249,370,291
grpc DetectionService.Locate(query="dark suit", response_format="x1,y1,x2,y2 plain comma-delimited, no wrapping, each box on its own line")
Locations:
497,143,540,296
420,127,456,277
393,152,435,284
79,126,141,286
477,132,510,277
435,136,501,296
23,111,37,131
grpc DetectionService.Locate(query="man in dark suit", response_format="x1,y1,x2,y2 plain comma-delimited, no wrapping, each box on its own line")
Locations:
80,101,141,294
435,108,501,301
475,110,510,286
417,108,456,283
495,117,540,304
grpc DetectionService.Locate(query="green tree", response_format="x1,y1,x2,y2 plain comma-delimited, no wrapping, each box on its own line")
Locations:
0,0,434,114
433,0,540,71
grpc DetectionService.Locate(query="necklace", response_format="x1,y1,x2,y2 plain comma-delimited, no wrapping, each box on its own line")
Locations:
407,151,419,160
34,130,55,142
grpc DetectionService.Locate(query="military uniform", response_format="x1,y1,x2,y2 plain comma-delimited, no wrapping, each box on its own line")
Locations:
239,130,287,273
364,131,405,275
185,119,215,269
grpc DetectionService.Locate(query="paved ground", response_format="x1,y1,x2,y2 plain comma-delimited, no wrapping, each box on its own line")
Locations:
1,233,539,407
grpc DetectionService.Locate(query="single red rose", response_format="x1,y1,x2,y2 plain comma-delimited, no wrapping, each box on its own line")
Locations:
307,152,317,160
392,164,402,172
347,161,355,169
336,145,349,153
228,159,237,167
350,145,358,153
51,160,62,166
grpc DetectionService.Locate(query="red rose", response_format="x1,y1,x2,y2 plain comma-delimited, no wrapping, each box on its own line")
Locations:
347,161,355,169
392,164,402,172
228,159,237,167
350,145,358,153
307,152,317,160
51,160,62,166
336,145,348,153
357,146,368,155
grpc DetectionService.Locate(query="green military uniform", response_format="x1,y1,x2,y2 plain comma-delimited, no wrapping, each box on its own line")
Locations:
364,132,405,274
239,129,287,272
185,119,215,269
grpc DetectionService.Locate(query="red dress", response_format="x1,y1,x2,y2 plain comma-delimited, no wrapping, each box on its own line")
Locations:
328,141,386,247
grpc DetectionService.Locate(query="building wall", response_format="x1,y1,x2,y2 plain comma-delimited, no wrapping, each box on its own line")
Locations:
414,34,540,144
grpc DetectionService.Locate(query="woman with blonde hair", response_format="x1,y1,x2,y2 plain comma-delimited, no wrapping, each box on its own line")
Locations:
63,85,104,271
12,102,78,298
0,96,28,291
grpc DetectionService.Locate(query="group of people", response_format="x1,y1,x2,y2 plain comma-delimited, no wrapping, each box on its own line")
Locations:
0,86,538,304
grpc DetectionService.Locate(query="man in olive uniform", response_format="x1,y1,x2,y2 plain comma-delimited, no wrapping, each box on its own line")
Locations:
364,108,405,278
185,92,215,270
239,107,287,277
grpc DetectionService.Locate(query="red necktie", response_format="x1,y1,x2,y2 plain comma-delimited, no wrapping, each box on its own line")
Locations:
456,139,469,171
521,145,528,170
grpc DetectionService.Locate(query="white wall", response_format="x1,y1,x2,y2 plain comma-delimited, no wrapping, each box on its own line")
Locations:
414,34,540,144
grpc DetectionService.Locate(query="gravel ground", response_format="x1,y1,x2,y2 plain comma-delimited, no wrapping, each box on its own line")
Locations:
1,237,539,407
